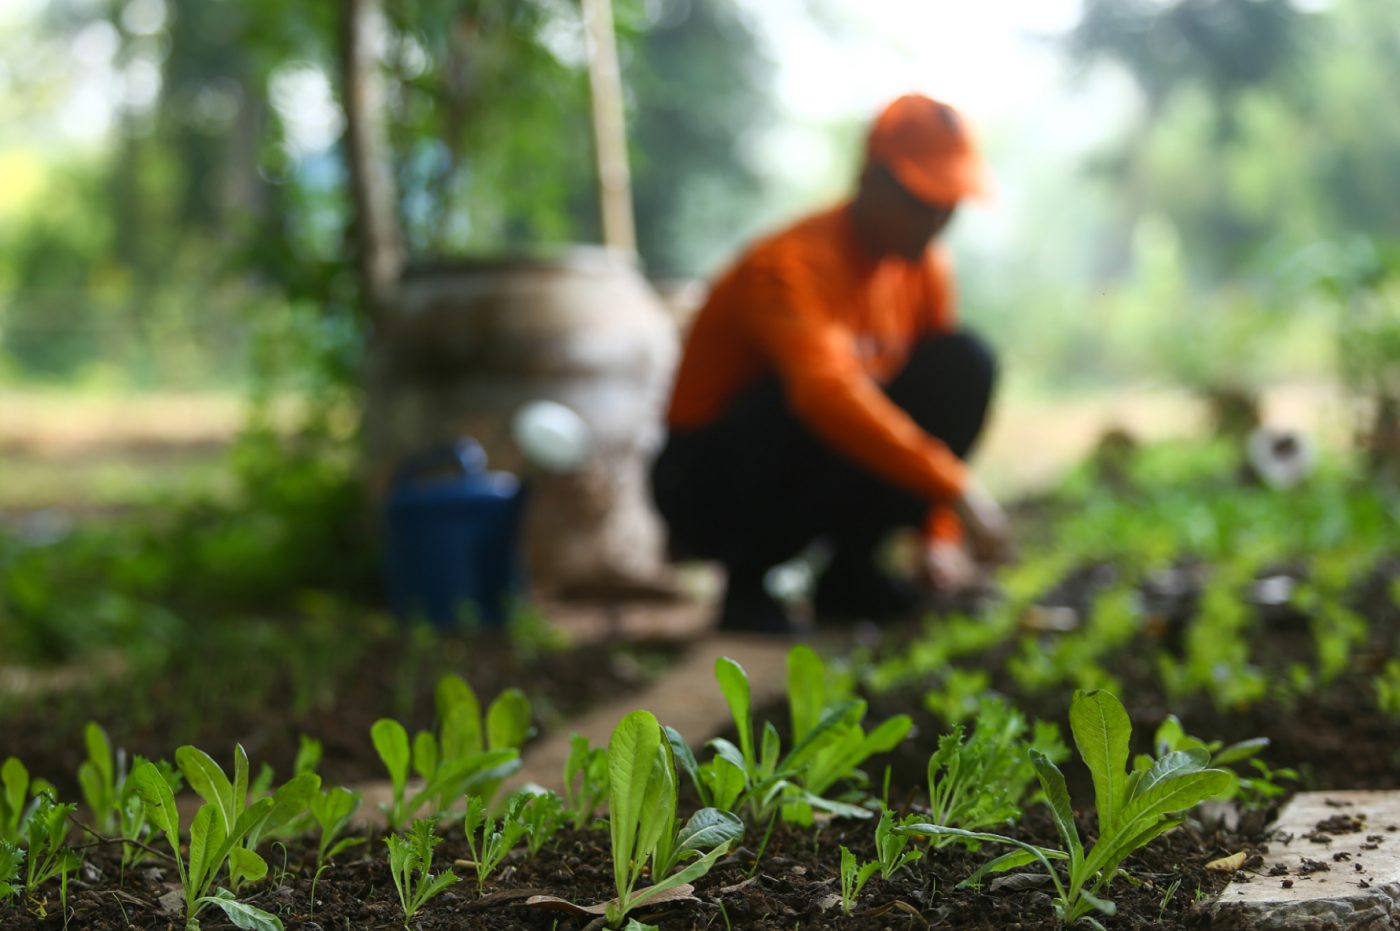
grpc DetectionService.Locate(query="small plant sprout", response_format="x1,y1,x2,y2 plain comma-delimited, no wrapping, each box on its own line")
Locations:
562,735,609,830
463,794,527,893
1,757,32,844
873,807,922,880
371,675,530,830
174,745,320,893
1144,715,1296,809
606,710,742,928
22,792,81,896
512,788,566,857
309,786,364,871
839,845,880,916
926,696,1067,844
130,760,283,931
900,689,1233,929
673,648,910,827
385,819,458,928
76,722,120,835
0,840,22,902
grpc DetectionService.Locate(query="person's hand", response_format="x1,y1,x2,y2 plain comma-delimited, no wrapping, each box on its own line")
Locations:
921,538,979,593
951,477,1012,564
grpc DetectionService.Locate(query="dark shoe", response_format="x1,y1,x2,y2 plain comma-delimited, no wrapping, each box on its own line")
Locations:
718,566,797,635
813,559,922,624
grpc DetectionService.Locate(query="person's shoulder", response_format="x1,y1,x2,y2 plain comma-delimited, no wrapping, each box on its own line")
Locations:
742,204,852,270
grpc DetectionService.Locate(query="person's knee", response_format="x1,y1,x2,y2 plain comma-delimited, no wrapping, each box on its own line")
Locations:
941,330,997,391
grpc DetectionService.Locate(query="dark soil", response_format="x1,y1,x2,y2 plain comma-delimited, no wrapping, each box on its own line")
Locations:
0,806,1261,930
1,628,682,798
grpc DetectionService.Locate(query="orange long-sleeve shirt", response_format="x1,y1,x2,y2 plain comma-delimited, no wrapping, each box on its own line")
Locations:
666,203,968,538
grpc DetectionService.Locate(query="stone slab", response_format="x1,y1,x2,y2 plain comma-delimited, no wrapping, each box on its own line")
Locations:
1213,790,1400,930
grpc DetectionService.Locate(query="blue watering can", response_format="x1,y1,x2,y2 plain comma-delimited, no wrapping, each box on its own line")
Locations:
382,439,525,630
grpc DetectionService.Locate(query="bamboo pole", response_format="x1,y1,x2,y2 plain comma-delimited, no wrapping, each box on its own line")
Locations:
340,0,404,322
580,0,637,257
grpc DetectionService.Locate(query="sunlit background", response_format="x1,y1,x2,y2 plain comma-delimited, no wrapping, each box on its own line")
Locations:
1,0,1397,503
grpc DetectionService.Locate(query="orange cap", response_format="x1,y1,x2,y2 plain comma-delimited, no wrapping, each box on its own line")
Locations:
866,95,990,206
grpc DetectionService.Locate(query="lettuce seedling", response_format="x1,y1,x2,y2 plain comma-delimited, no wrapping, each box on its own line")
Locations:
562,735,609,830
513,789,565,857
21,793,80,896
1,757,31,844
900,689,1233,929
175,745,318,892
606,710,741,928
1143,716,1295,810
77,722,120,835
130,760,283,930
371,675,529,830
926,696,1066,845
308,786,364,870
385,819,458,928
872,807,922,880
0,840,21,901
675,649,910,826
463,794,526,893
838,845,880,916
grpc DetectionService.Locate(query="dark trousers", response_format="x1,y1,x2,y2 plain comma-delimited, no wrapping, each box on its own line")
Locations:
650,330,996,575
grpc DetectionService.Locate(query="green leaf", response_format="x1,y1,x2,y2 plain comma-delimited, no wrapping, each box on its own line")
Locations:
188,803,224,900
715,658,754,769
1212,738,1270,767
1128,750,1210,803
487,688,532,751
786,645,826,743
675,808,743,857
177,747,236,835
1030,750,1082,864
440,703,482,761
197,888,285,931
2,757,28,831
609,710,664,901
1116,768,1233,831
663,727,706,805
251,773,320,846
411,731,438,781
627,840,728,911
1069,690,1131,835
229,846,268,885
623,920,660,931
234,746,249,820
131,761,180,849
1079,888,1118,916
370,720,411,797
435,674,480,730
84,723,113,788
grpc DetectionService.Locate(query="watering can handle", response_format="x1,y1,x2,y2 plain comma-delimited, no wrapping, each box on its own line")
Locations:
393,439,488,486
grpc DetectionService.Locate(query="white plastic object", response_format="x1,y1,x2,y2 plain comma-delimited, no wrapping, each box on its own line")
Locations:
1247,427,1315,490
512,400,593,474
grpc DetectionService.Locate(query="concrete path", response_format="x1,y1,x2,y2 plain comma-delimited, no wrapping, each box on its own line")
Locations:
1214,790,1400,930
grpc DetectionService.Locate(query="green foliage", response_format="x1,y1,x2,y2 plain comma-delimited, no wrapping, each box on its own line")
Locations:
130,761,283,930
308,786,364,870
675,648,911,827
605,710,740,928
371,675,528,830
0,757,30,844
926,697,1067,844
562,735,610,830
76,722,118,835
384,820,457,928
838,845,880,917
512,789,565,858
21,793,80,895
463,794,526,894
901,690,1233,928
872,807,922,880
1143,716,1295,810
0,840,22,901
